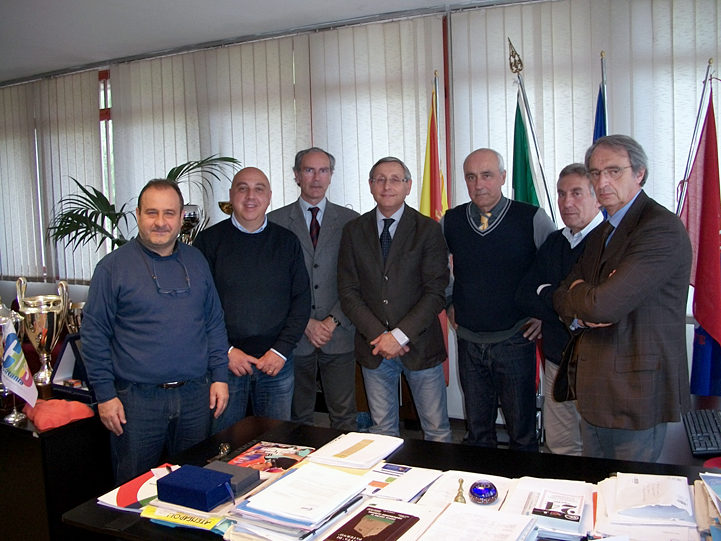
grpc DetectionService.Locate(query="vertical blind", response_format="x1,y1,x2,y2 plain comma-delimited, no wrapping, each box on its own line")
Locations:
450,0,720,219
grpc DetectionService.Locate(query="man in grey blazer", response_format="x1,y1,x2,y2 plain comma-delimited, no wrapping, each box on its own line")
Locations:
554,135,692,462
338,157,451,442
268,148,359,431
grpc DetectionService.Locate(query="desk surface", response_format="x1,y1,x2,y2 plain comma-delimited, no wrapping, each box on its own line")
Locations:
63,416,712,540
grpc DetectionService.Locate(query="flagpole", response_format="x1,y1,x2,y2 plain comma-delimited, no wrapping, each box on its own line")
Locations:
601,51,608,135
434,70,441,181
508,39,556,224
677,58,714,215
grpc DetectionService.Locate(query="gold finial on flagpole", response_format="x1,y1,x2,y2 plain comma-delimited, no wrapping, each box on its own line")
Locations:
508,38,523,74
709,58,714,66
601,51,605,59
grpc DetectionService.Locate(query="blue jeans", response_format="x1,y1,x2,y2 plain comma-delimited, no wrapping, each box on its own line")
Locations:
457,331,538,452
211,356,294,434
581,418,667,462
362,358,451,442
112,374,211,484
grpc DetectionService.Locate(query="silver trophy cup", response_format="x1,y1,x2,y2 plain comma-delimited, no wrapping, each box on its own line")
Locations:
16,277,69,400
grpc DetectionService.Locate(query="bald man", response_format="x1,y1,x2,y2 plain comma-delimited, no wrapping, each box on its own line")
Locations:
195,167,311,433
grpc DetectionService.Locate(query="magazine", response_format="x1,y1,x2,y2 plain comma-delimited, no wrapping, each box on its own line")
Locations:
226,441,315,479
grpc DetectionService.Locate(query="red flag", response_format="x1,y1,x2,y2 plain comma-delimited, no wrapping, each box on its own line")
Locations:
680,93,721,346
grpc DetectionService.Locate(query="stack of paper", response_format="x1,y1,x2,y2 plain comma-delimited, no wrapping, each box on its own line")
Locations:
500,476,595,541
308,432,403,469
417,471,514,511
595,473,697,540
361,463,442,502
227,462,368,540
417,502,536,541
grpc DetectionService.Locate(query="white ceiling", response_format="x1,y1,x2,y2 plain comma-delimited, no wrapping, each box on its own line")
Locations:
0,0,489,85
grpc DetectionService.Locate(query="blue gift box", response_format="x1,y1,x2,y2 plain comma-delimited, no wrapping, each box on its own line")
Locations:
157,465,233,512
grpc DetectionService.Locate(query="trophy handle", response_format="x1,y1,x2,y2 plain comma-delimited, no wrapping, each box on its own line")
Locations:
57,281,70,320
16,276,27,308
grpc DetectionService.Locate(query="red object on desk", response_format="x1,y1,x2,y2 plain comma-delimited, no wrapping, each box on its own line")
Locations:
23,399,94,430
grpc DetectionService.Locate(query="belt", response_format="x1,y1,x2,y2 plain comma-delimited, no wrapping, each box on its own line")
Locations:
158,381,187,389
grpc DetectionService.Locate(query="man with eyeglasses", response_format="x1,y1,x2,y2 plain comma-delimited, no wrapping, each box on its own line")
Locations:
268,148,359,431
337,157,451,441
516,163,603,456
194,167,310,434
82,179,230,483
443,148,555,452
554,135,692,462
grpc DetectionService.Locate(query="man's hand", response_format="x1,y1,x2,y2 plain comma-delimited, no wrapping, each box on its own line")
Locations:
370,332,410,359
228,347,255,377
98,397,126,436
255,350,286,376
209,382,229,419
305,317,335,348
446,304,458,330
522,317,542,341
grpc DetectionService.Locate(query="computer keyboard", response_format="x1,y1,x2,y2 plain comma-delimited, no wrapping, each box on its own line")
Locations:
683,409,721,457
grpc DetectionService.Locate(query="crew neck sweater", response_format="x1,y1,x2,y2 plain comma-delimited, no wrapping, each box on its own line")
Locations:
194,219,310,359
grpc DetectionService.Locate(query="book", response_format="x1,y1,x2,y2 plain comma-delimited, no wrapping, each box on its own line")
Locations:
309,432,403,470
97,464,178,512
324,505,420,541
226,441,315,480
531,489,584,531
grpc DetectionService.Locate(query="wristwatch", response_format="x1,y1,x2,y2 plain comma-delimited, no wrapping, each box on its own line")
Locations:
330,315,341,327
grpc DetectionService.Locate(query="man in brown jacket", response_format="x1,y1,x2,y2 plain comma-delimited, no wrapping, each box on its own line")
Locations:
338,156,451,442
554,135,692,462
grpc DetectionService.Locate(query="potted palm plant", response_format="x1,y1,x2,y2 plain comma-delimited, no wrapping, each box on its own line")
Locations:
48,155,241,251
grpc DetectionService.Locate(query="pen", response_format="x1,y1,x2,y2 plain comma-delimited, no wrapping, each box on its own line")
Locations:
299,494,364,540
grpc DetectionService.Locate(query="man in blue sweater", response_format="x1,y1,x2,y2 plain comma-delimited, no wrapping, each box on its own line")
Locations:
444,149,555,451
516,164,602,455
195,167,310,433
82,179,230,483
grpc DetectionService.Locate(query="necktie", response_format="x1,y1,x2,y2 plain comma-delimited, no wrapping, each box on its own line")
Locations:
600,220,615,248
479,212,491,231
309,207,320,249
380,218,394,263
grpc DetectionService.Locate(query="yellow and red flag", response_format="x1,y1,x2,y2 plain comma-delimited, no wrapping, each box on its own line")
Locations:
419,81,450,384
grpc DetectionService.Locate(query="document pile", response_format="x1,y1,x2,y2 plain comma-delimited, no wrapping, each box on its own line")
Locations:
226,462,368,540
308,432,403,469
416,502,536,541
500,476,595,541
595,473,696,540
362,463,442,502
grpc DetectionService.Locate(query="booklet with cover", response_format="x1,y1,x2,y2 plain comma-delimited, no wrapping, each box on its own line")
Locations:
226,441,315,480
97,464,179,512
309,432,403,469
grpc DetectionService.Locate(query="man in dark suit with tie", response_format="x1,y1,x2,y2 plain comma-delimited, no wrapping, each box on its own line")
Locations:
338,157,451,442
268,148,359,431
554,135,692,462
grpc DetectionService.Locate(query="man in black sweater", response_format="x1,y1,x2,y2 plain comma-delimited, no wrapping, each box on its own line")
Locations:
516,163,602,455
195,167,310,434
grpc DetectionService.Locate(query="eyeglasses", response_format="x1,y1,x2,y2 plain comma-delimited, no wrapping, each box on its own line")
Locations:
370,177,408,185
138,244,191,294
152,257,191,294
586,166,632,181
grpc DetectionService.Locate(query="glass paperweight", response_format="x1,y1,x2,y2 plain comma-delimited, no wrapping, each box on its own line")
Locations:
469,479,498,505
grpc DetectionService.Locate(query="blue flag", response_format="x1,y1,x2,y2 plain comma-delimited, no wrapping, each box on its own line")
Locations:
690,326,721,396
593,85,607,142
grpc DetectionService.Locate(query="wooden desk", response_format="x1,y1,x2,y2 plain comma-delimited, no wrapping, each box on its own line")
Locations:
62,416,711,540
0,416,113,541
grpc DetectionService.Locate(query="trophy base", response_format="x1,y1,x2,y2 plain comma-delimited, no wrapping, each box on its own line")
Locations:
36,383,53,400
4,408,27,425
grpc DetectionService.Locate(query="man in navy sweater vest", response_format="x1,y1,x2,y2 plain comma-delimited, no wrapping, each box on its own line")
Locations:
195,167,310,434
444,149,555,451
516,164,602,455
